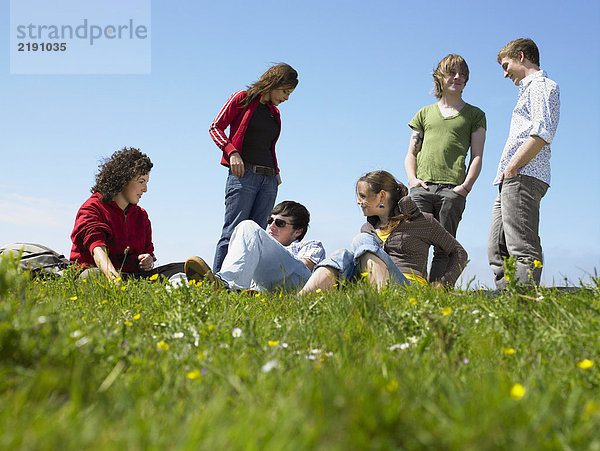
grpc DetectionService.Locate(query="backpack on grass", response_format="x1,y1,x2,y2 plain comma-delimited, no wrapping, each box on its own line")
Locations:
0,243,70,277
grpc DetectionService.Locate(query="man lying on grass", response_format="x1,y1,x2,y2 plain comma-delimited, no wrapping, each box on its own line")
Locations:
185,201,325,292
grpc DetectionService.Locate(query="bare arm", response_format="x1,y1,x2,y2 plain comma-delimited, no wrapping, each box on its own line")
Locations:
92,245,120,281
301,258,315,272
453,126,486,196
502,135,547,180
404,128,428,189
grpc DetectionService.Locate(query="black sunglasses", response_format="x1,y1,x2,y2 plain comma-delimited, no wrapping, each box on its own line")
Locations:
267,217,294,228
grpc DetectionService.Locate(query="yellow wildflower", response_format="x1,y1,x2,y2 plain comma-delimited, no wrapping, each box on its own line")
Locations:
114,277,121,282
316,288,322,294
268,340,279,347
502,347,517,355
510,383,525,400
133,313,141,320
186,370,202,380
121,286,126,291
149,273,159,281
69,296,78,301
195,280,203,287
408,298,417,305
124,321,133,327
441,307,452,315
385,380,399,392
577,359,594,370
101,299,108,304
207,324,216,331
504,275,511,281
157,340,170,351
533,260,543,268
360,272,368,278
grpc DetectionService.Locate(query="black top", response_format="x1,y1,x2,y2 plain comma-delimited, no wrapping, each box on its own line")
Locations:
241,102,279,168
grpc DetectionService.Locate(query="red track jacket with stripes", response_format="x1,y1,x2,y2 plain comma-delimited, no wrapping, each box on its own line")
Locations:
209,91,281,173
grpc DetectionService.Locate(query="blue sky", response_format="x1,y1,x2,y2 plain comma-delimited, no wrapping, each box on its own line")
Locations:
2,0,599,288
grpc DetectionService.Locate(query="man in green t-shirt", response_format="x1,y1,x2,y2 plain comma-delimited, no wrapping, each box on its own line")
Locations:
404,54,486,284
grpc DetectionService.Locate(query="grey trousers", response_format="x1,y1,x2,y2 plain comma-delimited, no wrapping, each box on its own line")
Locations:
487,174,549,288
409,184,466,282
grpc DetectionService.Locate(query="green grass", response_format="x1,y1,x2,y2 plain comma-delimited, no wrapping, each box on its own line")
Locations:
1,259,599,450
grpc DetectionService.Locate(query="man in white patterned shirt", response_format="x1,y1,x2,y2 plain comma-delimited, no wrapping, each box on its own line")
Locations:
487,38,560,287
186,201,325,291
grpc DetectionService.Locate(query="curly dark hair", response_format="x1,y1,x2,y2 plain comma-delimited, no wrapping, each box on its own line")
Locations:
91,147,153,202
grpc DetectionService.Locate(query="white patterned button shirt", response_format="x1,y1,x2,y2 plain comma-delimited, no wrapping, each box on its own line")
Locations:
286,240,326,269
493,70,560,186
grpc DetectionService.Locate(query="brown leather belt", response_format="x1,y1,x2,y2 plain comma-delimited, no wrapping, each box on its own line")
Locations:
245,163,276,176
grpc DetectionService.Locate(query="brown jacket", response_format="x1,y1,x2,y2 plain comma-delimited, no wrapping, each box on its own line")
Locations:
360,196,468,286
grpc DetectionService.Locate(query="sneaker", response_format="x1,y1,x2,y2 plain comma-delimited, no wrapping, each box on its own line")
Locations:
185,256,215,283
184,257,226,290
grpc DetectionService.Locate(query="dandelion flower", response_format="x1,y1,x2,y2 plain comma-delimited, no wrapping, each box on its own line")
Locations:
149,273,159,281
408,298,417,305
186,370,202,380
504,275,511,281
441,306,452,315
69,296,78,301
385,380,399,392
133,313,141,320
114,277,121,282
533,260,543,268
124,321,133,327
577,359,594,370
232,327,242,338
510,383,526,400
157,340,170,351
316,288,322,294
360,272,368,278
268,340,279,347
502,347,517,355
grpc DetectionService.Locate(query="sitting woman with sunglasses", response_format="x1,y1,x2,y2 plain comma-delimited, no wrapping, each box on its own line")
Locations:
299,170,467,295
70,147,185,282
185,201,325,292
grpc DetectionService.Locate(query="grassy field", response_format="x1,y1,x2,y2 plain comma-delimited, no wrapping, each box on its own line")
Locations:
1,259,599,450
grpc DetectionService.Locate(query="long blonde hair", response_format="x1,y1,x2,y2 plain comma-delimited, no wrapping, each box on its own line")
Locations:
357,170,409,232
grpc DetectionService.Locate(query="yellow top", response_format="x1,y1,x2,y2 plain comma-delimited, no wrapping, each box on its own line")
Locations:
376,229,391,242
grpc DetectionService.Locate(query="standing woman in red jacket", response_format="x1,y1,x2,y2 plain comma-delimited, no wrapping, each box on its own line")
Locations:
70,147,184,281
209,63,298,272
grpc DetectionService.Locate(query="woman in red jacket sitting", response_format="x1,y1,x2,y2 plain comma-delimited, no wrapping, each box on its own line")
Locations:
70,147,184,281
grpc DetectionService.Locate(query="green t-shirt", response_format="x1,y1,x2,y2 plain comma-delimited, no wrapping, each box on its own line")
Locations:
408,103,486,185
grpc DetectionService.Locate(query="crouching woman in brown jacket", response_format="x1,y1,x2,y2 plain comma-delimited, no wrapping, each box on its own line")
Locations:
299,170,467,294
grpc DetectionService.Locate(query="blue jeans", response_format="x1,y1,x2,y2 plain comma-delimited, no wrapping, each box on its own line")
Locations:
217,220,311,291
487,175,549,288
409,184,466,282
316,233,410,287
213,170,278,272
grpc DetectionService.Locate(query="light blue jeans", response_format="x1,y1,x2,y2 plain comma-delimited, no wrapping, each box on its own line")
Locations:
316,233,410,287
217,220,311,291
213,170,278,272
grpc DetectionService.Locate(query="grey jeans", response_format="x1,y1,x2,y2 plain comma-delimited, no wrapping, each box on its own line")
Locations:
487,174,549,288
409,183,466,282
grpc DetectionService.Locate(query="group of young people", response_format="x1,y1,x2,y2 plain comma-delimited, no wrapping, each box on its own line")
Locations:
69,37,560,294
